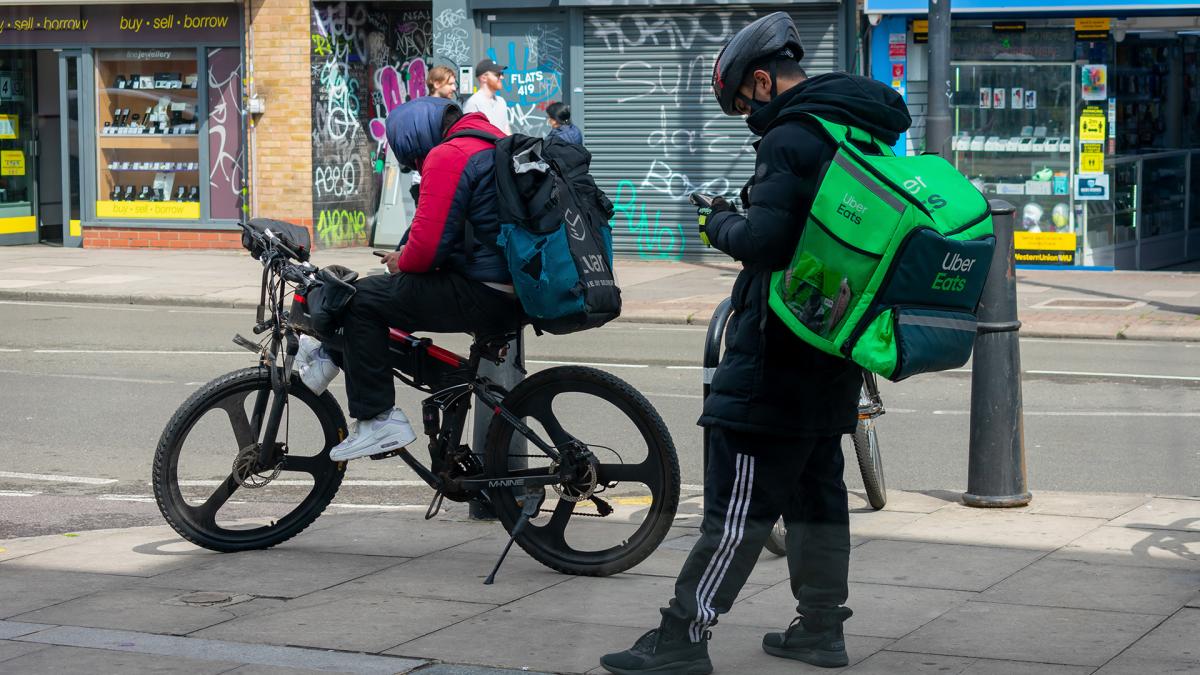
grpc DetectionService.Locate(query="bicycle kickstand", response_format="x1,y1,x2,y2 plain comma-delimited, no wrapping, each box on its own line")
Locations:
483,487,545,585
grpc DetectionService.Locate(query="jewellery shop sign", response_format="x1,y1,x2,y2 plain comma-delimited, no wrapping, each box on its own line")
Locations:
0,5,238,46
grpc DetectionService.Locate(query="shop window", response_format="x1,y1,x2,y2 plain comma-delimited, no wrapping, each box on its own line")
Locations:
0,52,34,229
95,49,201,220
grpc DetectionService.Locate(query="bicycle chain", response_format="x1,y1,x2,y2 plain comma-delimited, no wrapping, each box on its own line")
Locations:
505,454,617,517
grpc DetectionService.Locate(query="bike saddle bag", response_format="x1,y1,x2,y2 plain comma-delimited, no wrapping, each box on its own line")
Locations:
293,264,358,342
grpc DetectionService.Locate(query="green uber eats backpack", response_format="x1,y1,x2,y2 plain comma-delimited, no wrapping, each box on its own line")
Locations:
769,114,996,382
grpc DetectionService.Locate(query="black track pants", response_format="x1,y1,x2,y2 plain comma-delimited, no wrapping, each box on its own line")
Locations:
660,428,852,641
340,271,521,420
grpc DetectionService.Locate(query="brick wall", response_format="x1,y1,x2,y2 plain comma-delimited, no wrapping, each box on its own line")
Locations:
83,228,243,249
246,0,314,232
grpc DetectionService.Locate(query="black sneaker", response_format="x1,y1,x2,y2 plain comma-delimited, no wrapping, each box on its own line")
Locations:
762,617,849,668
600,628,714,674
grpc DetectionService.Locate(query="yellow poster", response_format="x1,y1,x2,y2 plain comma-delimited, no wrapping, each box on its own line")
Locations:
0,114,17,140
95,200,200,220
1079,142,1104,174
0,150,24,176
1014,232,1077,251
1080,107,1106,142
1074,18,1111,32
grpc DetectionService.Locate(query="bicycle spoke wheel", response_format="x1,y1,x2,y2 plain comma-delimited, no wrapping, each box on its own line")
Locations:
485,366,680,576
153,367,347,552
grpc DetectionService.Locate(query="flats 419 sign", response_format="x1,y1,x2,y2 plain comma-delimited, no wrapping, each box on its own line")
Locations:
0,5,239,46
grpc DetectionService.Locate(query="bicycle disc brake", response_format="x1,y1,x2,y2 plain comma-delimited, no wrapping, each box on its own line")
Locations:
232,443,284,488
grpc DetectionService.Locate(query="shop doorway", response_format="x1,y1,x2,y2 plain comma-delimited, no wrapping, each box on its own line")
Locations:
0,49,81,247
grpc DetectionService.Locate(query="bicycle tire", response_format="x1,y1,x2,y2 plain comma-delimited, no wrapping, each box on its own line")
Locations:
153,367,348,552
484,366,680,577
853,418,887,510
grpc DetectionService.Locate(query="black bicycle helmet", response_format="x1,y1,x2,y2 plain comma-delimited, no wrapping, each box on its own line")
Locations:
711,11,805,116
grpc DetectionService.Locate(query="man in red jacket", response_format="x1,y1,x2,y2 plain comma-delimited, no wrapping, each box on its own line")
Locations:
299,96,521,461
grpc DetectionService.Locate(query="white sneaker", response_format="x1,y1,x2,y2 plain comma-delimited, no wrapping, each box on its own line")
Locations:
295,335,339,395
329,408,417,461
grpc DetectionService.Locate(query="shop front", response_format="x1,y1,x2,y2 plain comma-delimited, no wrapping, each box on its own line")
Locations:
866,1,1200,270
0,3,244,248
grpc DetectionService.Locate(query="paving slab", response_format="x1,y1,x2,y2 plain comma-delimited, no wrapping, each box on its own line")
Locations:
701,622,890,673
391,614,647,674
849,540,1044,592
0,644,241,674
11,587,284,636
1109,498,1200,532
210,666,343,675
729,580,973,639
1051,524,1200,570
192,589,494,653
280,512,494,558
3,527,210,576
14,624,425,673
980,558,1200,615
1021,492,1152,520
1095,654,1200,674
959,659,1097,675
869,491,961,514
845,650,976,674
145,548,406,598
0,620,46,640
0,568,134,618
847,509,928,541
414,666,557,675
496,573,760,630
628,531,793,586
0,531,76,562
0,639,47,664
886,508,1105,551
891,601,1163,666
1119,608,1200,663
331,548,570,605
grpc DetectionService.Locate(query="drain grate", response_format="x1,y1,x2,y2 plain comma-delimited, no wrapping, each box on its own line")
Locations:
1032,298,1146,310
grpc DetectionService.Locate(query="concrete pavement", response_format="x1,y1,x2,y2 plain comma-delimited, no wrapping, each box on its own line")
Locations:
1,490,1198,673
0,245,1197,340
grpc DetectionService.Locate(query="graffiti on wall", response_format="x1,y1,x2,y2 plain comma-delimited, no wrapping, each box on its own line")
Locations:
588,10,760,260
207,48,244,220
311,2,431,248
432,8,469,67
487,22,565,136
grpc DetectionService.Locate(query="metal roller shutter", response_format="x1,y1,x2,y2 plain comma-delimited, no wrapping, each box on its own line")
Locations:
583,5,840,260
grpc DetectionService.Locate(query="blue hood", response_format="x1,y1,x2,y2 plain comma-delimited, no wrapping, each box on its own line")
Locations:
386,96,460,170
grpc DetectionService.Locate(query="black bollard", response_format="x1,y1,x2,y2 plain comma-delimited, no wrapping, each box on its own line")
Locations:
963,200,1031,508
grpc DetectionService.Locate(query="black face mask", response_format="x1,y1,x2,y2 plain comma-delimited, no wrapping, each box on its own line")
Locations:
736,93,770,115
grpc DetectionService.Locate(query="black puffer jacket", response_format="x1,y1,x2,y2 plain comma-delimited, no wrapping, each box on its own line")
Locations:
699,73,911,439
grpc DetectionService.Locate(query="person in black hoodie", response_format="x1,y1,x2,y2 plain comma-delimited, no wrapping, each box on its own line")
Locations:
600,12,910,675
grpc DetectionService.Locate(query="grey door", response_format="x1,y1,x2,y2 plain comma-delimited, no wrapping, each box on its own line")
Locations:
583,6,840,260
483,12,569,136
60,51,82,247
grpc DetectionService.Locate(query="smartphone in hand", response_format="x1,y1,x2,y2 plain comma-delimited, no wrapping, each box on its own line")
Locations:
372,250,387,258
689,192,719,209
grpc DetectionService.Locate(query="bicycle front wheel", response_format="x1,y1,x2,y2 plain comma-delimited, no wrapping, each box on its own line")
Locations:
485,366,680,576
853,417,887,510
152,367,347,552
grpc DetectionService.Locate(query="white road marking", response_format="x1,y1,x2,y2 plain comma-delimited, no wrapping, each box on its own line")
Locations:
326,503,426,511
1027,370,1200,382
33,349,244,355
0,299,152,312
1021,337,1179,348
0,369,175,385
681,484,705,492
0,490,39,497
667,366,703,370
0,471,117,485
0,348,20,352
932,410,1200,417
644,392,703,400
174,479,429,487
97,495,156,503
527,359,648,369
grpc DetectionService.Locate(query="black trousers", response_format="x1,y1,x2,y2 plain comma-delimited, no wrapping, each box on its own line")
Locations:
340,271,522,420
661,428,852,642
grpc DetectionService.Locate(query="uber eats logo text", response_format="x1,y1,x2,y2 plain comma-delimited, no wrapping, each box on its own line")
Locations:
932,253,976,292
903,176,948,211
837,194,867,224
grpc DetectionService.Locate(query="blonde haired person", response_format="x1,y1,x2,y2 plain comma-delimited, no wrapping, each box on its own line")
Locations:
426,66,458,99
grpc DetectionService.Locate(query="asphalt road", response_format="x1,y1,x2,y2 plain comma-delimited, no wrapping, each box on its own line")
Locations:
1,299,1198,539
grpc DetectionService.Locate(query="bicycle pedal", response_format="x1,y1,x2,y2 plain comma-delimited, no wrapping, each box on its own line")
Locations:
369,450,402,461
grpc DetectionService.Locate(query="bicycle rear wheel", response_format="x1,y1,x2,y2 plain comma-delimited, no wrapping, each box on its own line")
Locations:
485,366,680,576
152,367,347,552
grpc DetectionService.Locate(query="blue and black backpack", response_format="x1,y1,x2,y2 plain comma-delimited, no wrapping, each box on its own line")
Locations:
445,130,621,335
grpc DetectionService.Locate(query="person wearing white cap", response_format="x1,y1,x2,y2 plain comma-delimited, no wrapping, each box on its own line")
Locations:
463,58,511,135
